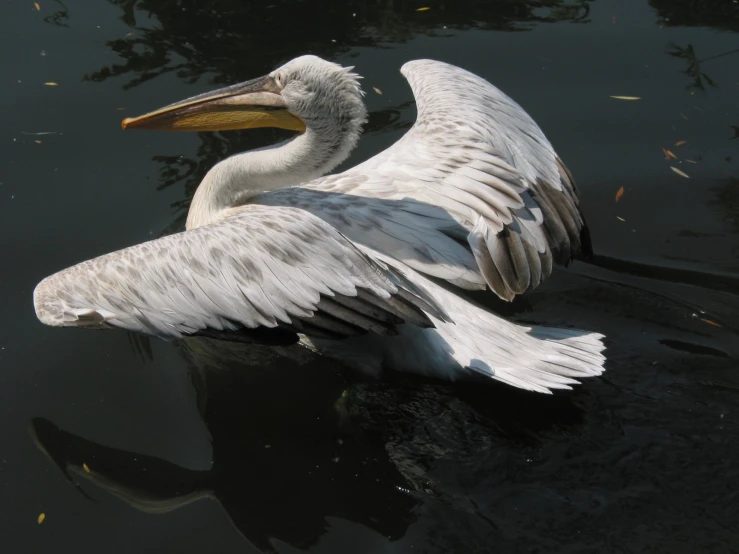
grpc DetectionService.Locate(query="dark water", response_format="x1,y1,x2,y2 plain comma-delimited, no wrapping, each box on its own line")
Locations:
2,0,739,552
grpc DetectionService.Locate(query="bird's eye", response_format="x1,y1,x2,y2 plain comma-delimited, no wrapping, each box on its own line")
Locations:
273,72,287,89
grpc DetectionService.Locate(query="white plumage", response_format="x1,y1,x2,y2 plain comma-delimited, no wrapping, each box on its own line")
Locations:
34,55,605,393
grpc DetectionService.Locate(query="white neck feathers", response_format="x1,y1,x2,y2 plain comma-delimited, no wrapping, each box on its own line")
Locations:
186,121,362,230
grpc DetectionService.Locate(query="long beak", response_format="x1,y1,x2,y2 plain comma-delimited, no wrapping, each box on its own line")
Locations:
121,75,306,133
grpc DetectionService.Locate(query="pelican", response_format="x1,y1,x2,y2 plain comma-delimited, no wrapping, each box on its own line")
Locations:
34,55,606,393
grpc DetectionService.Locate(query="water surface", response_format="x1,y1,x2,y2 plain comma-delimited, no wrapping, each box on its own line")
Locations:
1,0,738,552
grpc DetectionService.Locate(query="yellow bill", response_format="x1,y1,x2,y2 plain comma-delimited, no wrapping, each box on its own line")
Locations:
122,75,306,133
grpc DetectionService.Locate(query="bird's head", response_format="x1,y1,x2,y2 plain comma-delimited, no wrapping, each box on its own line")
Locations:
121,55,367,136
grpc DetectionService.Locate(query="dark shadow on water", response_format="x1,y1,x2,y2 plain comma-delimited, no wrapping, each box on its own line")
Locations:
30,341,421,553
28,335,593,551
32,306,641,549
30,267,739,551
659,338,729,358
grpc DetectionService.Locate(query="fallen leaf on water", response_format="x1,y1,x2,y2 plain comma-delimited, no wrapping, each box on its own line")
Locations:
670,166,690,178
610,95,641,100
38,513,45,524
675,140,687,147
616,216,625,222
416,7,431,11
700,319,722,327
615,186,624,202
662,148,677,160
83,463,91,473
372,87,382,95
44,82,58,86
33,2,40,10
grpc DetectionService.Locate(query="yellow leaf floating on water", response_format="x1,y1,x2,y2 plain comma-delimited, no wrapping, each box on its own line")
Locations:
416,7,431,11
700,318,722,328
615,186,624,202
38,513,45,524
670,166,689,179
33,2,40,10
83,463,91,473
44,82,58,86
610,96,641,100
373,87,382,95
675,140,687,147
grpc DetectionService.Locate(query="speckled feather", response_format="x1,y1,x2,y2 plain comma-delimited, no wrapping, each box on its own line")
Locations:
34,205,446,340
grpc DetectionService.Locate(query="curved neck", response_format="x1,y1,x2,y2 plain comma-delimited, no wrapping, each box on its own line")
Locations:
186,122,361,230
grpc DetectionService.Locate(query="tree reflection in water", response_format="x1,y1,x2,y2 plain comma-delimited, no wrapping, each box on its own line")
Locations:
83,0,592,89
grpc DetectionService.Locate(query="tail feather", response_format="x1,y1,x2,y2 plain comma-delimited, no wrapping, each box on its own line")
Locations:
464,324,605,393
384,270,606,394
308,251,606,394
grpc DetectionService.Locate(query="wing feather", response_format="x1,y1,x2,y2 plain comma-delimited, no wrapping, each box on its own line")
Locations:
255,59,591,300
34,205,449,342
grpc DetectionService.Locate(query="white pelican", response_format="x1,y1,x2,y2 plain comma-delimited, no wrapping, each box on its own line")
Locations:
34,55,606,393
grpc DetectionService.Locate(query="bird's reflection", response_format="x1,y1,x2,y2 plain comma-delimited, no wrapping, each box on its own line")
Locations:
30,332,597,552
31,340,420,552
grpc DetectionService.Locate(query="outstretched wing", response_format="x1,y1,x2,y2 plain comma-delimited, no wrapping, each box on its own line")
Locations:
256,59,590,300
34,205,449,342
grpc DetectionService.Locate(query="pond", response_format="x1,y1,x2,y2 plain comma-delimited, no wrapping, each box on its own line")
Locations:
1,0,738,552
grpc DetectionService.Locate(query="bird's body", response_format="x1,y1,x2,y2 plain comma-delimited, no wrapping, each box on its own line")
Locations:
34,56,606,393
